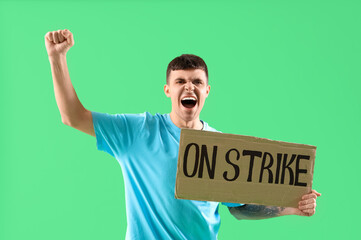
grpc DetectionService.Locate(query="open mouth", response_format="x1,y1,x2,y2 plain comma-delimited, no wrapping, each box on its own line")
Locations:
181,97,197,108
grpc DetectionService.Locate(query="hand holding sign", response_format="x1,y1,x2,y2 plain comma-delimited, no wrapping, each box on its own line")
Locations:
296,189,321,216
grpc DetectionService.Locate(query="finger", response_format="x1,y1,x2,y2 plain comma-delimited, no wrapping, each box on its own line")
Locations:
61,29,68,39
299,197,316,205
302,212,313,217
299,210,311,217
312,190,322,197
53,31,59,44
302,208,315,215
299,202,316,210
57,29,64,42
62,29,74,46
296,210,308,217
46,32,54,42
302,193,317,200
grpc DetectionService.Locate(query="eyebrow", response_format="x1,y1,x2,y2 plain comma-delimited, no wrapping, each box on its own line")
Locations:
175,78,203,81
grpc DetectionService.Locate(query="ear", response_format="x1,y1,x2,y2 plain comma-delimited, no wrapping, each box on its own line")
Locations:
164,84,171,98
206,84,211,98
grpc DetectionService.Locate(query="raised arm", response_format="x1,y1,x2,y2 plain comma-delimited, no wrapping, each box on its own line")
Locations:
45,29,95,137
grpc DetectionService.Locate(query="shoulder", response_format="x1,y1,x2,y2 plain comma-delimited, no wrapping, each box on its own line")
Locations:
140,112,164,125
123,112,163,129
202,120,222,133
127,112,167,132
116,111,155,122
91,111,158,129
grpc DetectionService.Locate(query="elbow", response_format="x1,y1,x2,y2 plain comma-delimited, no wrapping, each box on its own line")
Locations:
231,214,243,220
228,207,244,220
62,120,70,126
61,117,72,126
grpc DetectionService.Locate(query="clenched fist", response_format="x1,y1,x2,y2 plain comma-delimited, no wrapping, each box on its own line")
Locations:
45,29,74,57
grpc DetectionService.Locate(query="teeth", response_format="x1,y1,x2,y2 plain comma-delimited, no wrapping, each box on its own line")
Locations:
182,97,196,101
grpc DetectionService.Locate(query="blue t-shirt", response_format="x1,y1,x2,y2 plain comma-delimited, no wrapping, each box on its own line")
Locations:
91,111,243,240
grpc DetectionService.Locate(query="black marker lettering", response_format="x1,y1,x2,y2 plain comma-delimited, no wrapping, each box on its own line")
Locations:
183,143,199,178
281,154,296,185
243,150,262,182
223,148,240,181
275,153,282,184
259,152,274,183
198,145,218,179
295,155,309,187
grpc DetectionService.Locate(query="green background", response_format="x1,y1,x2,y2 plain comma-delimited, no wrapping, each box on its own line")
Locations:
1,0,360,239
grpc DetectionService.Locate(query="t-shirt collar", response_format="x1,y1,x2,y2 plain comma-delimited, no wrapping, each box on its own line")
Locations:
165,114,205,139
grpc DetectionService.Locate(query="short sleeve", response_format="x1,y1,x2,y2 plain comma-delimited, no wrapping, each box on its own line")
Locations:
91,111,146,158
221,202,245,207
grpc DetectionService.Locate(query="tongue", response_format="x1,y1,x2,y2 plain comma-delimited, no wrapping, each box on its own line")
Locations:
184,103,195,108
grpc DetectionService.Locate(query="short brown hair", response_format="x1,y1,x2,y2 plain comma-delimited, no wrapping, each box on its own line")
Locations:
166,54,208,85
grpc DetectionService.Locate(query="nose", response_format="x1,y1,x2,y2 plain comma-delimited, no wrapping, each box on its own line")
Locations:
184,82,194,92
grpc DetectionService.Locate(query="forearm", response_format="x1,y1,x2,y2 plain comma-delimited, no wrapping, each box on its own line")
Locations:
228,204,296,220
48,54,86,125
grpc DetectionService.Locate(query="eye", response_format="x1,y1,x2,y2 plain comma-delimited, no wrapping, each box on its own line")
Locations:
194,80,202,85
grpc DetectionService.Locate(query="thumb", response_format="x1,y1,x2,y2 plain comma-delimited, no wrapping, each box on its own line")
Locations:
61,29,74,46
61,29,69,37
312,189,321,197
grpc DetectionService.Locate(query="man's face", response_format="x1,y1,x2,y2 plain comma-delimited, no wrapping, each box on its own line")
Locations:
164,69,210,122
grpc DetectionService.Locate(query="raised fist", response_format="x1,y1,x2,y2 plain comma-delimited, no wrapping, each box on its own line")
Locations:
45,29,74,57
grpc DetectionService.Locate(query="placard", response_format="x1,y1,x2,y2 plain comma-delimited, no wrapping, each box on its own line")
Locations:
175,129,316,207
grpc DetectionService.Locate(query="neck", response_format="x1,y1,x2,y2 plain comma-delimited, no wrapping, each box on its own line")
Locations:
170,111,203,130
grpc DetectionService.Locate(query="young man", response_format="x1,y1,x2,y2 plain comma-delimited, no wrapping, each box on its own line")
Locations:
45,29,321,240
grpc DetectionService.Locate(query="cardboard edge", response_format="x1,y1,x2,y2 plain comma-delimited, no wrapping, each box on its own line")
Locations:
180,128,317,150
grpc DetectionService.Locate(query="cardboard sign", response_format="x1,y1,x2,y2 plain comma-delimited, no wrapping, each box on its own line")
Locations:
175,129,316,207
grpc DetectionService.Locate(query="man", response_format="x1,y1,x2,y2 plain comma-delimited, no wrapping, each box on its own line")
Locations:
45,29,321,240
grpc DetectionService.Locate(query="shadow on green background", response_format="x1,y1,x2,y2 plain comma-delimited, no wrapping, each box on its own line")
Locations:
1,0,360,239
